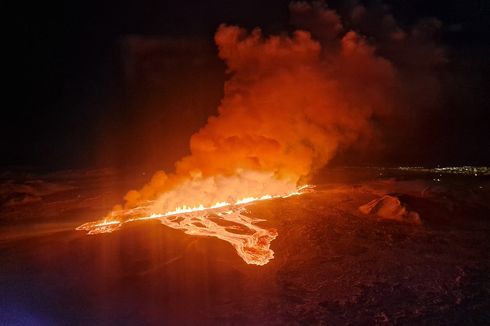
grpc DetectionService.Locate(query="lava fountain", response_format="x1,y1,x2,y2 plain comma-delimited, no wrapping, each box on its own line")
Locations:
77,177,311,265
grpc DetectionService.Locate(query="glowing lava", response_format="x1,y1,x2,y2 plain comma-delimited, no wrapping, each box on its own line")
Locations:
76,185,310,265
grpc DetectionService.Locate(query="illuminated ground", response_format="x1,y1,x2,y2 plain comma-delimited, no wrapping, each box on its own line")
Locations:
1,167,489,325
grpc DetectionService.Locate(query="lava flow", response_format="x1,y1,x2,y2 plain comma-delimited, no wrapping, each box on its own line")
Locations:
77,184,311,265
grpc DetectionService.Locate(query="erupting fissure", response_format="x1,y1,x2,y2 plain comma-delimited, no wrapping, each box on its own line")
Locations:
76,1,443,265
77,184,310,265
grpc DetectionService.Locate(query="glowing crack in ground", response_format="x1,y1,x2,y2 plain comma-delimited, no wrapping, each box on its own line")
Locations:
76,185,311,265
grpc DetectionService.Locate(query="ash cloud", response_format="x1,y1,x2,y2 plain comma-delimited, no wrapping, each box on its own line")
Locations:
120,1,444,211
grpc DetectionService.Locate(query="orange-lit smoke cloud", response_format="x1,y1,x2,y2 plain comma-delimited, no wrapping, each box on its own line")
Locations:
119,1,440,212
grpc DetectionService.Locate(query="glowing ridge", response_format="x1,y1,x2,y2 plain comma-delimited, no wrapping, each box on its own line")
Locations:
76,185,310,265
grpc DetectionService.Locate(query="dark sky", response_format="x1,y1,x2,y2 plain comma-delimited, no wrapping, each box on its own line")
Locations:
6,0,490,171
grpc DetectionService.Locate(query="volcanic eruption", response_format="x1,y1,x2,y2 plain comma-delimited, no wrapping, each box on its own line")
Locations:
77,1,443,265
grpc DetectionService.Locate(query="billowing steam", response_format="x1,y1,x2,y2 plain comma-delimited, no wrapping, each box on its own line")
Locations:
115,0,443,218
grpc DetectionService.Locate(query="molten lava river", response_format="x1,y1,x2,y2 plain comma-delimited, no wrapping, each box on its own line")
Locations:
77,184,311,266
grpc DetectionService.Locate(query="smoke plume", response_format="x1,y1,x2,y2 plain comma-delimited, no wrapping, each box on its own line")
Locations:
117,1,443,214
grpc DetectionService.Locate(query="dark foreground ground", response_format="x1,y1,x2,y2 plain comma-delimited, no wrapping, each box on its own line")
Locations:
1,167,489,325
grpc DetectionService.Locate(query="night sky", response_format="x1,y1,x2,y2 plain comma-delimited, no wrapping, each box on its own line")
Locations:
7,0,490,171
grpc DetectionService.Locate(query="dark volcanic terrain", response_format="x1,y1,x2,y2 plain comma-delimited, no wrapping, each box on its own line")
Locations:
1,167,489,325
